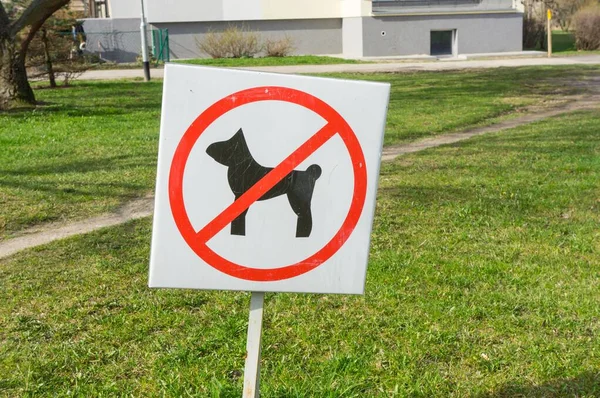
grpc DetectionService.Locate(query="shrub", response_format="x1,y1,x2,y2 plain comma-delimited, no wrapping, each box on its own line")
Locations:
197,26,261,58
196,31,229,58
26,15,92,88
573,5,600,50
53,59,90,86
523,13,547,50
264,36,294,57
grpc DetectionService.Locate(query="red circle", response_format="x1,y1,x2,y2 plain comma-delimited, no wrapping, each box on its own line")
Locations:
169,86,367,281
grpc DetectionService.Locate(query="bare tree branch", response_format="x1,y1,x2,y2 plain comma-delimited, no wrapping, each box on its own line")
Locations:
19,18,45,63
10,0,69,36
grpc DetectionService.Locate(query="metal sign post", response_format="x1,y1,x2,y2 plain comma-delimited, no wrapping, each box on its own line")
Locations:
242,292,265,398
140,0,151,81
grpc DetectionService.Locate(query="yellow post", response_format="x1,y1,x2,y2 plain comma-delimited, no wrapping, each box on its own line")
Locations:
547,9,553,58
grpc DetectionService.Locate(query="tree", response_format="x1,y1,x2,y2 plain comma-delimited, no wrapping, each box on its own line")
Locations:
27,10,89,88
0,0,70,109
544,0,589,31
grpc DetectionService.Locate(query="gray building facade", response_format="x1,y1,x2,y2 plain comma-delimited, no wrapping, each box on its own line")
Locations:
81,0,524,62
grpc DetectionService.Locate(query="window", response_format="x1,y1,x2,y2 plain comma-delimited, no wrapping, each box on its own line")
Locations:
430,30,454,56
93,0,110,18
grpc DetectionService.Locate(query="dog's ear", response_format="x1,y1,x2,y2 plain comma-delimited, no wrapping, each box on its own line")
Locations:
233,128,246,143
232,128,249,147
206,128,249,165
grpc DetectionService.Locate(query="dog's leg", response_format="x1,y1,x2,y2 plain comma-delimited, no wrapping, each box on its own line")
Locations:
287,193,313,238
296,212,312,238
231,207,248,236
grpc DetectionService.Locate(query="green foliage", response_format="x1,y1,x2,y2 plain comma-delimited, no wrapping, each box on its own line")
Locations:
1,110,600,396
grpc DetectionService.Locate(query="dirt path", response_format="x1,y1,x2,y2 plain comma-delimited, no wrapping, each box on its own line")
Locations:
382,90,600,160
1,79,599,260
0,196,154,259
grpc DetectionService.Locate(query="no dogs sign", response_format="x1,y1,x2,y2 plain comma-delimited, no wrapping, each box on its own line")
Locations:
149,64,390,294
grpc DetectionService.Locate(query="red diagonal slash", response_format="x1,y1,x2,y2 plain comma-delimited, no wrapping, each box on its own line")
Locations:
196,122,338,243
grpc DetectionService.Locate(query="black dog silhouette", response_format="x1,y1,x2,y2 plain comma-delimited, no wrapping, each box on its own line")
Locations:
206,128,322,238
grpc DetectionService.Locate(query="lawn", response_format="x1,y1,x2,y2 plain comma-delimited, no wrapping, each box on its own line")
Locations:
173,55,363,67
87,56,363,70
550,30,600,56
1,110,599,396
0,66,598,239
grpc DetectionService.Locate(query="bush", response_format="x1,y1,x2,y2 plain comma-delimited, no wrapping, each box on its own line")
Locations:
26,16,92,88
196,31,228,58
573,5,600,50
53,59,90,86
197,26,261,58
264,36,294,57
523,13,547,50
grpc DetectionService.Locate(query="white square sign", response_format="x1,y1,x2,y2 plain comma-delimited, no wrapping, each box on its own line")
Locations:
149,64,390,294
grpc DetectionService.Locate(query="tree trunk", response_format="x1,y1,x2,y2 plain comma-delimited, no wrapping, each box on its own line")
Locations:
40,28,56,88
0,32,36,109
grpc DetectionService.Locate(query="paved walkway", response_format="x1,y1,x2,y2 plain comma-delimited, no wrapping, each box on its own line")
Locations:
80,55,600,81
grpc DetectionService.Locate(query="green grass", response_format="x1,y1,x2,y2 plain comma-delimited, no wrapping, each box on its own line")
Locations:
553,30,577,52
89,62,164,70
0,80,162,239
88,55,362,70
330,66,597,146
173,55,362,67
551,30,600,56
1,110,599,396
0,66,598,239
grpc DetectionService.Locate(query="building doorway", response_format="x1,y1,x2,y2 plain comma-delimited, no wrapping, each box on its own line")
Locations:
430,30,456,56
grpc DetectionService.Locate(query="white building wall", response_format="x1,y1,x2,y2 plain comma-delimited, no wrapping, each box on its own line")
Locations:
109,0,140,19
342,0,373,17
260,0,341,20
142,0,344,23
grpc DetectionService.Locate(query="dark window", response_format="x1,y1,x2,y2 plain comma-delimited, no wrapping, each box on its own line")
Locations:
430,30,453,56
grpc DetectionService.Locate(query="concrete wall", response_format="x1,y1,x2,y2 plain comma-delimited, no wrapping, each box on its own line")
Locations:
343,17,364,57
361,13,523,56
109,0,140,19
153,19,343,59
82,18,142,62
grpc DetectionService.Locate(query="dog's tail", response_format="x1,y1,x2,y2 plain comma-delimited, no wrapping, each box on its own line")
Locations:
307,164,322,180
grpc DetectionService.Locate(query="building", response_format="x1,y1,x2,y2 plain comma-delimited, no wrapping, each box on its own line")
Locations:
71,0,110,18
80,0,524,62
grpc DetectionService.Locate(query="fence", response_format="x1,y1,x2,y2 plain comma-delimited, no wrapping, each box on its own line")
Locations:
76,28,169,64
152,29,170,63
